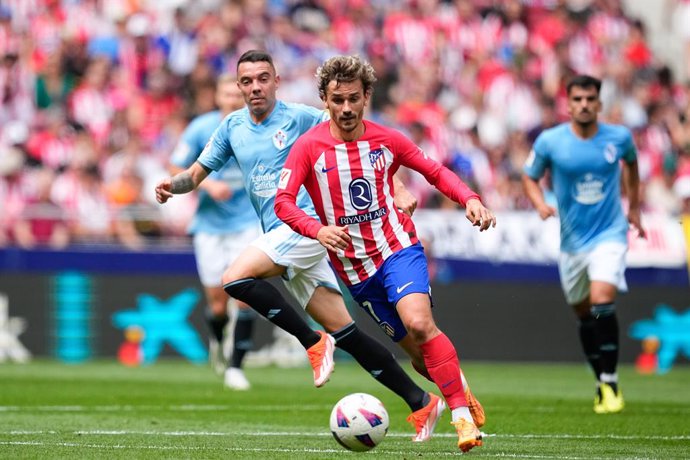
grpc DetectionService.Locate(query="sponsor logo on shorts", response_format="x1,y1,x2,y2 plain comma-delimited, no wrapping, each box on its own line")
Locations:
396,281,414,294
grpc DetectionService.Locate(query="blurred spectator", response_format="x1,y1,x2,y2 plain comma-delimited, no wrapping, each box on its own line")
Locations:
68,56,115,148
0,143,26,246
0,0,687,249
645,153,683,215
127,67,183,148
12,167,70,249
34,49,76,110
51,159,114,244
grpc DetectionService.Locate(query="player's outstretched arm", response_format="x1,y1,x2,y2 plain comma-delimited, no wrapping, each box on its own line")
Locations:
521,173,556,220
155,162,209,204
465,199,497,231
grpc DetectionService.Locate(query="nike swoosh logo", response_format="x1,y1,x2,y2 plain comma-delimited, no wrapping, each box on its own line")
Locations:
396,281,414,294
441,379,456,388
321,165,337,173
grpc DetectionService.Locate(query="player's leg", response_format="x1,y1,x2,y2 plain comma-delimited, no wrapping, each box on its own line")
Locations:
395,293,481,451
204,285,230,375
193,233,233,375
587,242,628,413
399,335,484,428
222,228,332,386
221,245,321,350
305,282,430,412
221,228,260,390
386,244,481,452
224,302,255,390
560,250,603,381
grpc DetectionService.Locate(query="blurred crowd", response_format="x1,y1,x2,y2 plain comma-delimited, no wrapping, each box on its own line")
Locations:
1,0,690,250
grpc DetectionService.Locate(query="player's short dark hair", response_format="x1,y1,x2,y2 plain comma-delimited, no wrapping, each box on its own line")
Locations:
316,55,376,100
236,50,275,73
566,75,602,95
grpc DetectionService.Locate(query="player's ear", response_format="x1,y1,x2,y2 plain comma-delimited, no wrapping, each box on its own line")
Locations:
274,74,281,88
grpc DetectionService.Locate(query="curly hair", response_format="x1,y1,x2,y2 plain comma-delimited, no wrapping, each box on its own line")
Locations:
315,55,376,100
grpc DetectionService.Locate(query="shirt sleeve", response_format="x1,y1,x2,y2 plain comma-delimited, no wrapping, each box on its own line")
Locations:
621,128,638,163
393,131,481,206
523,133,550,179
274,136,324,239
170,120,201,168
197,118,233,172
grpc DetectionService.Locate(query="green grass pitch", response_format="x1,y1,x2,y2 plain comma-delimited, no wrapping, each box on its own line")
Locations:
1,359,688,458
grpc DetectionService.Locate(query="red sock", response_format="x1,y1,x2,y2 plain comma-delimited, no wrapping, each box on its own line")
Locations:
411,360,433,382
420,333,467,410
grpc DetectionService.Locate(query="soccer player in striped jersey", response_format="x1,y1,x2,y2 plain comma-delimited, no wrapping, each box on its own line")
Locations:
156,50,448,442
275,55,496,453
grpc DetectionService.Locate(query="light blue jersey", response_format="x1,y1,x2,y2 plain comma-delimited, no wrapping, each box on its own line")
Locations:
523,122,637,253
197,101,327,233
171,110,259,235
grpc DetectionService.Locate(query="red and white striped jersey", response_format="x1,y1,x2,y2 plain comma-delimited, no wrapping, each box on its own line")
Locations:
275,120,480,286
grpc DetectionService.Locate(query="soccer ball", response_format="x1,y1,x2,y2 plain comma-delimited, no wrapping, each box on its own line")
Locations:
329,393,389,451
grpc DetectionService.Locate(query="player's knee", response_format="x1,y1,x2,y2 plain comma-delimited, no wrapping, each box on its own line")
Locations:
221,269,240,287
405,318,436,343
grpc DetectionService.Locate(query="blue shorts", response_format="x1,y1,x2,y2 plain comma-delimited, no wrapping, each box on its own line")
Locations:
348,243,432,342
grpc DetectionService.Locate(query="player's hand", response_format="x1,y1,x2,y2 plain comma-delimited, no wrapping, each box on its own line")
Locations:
393,185,417,216
203,180,232,201
155,179,173,204
465,198,496,231
537,204,557,220
316,225,351,252
628,208,646,239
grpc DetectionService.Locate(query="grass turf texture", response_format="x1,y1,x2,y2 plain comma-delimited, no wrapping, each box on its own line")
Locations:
1,360,688,459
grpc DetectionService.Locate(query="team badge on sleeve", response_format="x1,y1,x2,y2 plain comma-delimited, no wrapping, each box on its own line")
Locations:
604,143,617,163
278,168,291,189
525,149,535,167
368,148,386,171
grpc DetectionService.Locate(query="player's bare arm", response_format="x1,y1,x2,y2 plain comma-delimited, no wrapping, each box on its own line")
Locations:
521,173,557,220
392,174,417,216
622,160,646,239
465,199,497,231
316,225,351,252
155,162,209,204
169,164,231,201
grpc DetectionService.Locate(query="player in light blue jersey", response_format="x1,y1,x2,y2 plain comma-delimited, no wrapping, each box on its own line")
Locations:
169,74,261,390
523,75,646,414
156,50,449,442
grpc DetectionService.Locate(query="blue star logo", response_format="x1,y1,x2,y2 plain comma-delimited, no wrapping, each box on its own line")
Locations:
629,304,690,374
112,289,207,364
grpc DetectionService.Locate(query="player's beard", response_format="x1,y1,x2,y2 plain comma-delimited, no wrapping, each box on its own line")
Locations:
574,110,596,129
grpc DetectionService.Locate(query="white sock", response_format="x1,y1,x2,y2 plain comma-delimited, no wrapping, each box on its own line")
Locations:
600,372,618,385
451,406,473,424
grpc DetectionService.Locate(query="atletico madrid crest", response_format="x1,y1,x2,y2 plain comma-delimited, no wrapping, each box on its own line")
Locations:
369,148,386,171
